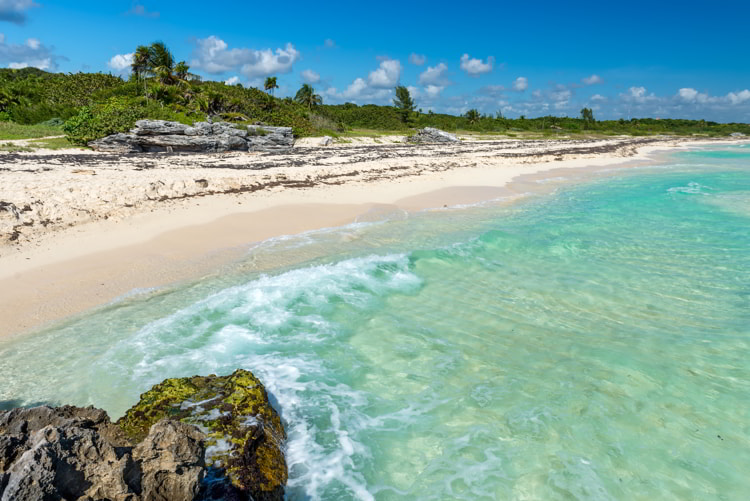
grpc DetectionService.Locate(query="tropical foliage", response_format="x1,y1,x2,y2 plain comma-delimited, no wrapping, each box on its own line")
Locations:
294,84,322,109
392,85,415,123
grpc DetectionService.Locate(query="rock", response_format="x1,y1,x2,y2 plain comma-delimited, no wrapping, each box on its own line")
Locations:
133,120,190,136
133,421,206,501
89,133,144,153
0,406,204,501
730,132,746,137
118,369,287,501
408,127,460,144
320,136,333,146
89,120,294,154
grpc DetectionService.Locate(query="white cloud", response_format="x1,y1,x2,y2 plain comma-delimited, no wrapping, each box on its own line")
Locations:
459,53,494,76
590,94,607,101
0,0,37,24
621,86,658,104
342,78,369,99
727,89,750,105
367,58,402,88
425,85,444,98
409,53,426,65
582,74,602,85
126,3,159,18
513,76,528,91
107,52,133,72
324,38,336,48
224,76,240,85
301,69,320,84
0,34,63,70
191,36,300,78
407,85,421,99
419,62,448,86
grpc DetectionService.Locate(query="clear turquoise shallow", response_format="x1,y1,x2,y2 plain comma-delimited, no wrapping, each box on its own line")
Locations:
2,145,750,500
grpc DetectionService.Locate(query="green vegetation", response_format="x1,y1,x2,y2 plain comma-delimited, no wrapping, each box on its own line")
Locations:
1,41,749,146
393,85,415,123
294,83,322,110
0,120,63,139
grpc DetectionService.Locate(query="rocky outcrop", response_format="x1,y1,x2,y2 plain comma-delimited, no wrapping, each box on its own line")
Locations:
118,369,287,501
408,127,460,144
0,406,205,501
89,120,295,154
0,369,287,501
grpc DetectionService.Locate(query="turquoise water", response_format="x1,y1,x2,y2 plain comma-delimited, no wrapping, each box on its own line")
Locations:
2,145,750,500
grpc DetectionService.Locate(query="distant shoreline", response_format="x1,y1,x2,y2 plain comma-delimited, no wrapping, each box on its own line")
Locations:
0,136,740,338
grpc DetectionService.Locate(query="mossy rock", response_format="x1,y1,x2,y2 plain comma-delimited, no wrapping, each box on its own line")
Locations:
117,369,287,500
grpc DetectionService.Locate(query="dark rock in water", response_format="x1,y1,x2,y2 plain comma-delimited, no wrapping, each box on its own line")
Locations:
118,369,287,501
0,405,204,501
0,369,286,501
408,127,460,144
89,120,295,154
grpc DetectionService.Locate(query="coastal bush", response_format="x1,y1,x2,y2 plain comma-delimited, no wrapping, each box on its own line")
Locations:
63,97,145,145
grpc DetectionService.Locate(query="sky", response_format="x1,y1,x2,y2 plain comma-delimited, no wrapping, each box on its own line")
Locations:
1,0,749,122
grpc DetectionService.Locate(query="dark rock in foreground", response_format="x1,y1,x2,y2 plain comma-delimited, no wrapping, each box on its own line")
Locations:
0,369,287,501
0,406,204,501
118,369,287,501
89,120,295,154
408,127,460,144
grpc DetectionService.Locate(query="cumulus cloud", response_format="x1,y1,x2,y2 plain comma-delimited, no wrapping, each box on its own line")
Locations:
727,89,750,105
107,52,133,73
512,76,528,91
301,69,320,84
224,76,240,85
126,3,159,18
582,74,602,85
0,34,64,70
620,86,659,104
425,85,443,98
459,53,494,76
0,0,37,24
408,52,426,65
419,62,448,86
590,94,607,101
191,36,300,78
367,58,402,88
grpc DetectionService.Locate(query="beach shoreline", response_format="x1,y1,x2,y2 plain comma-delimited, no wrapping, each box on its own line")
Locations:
0,136,739,338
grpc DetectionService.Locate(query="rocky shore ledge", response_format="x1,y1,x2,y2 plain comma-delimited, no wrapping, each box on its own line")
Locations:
89,120,295,154
0,369,286,501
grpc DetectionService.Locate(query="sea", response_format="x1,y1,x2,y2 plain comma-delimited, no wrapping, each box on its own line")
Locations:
1,143,749,500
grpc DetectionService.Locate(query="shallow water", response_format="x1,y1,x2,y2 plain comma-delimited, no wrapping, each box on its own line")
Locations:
2,145,750,500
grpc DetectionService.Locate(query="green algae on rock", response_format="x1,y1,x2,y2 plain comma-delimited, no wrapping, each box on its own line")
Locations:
117,369,287,501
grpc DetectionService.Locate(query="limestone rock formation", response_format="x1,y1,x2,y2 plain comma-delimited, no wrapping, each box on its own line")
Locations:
408,127,460,144
117,369,287,501
89,120,294,154
0,406,204,501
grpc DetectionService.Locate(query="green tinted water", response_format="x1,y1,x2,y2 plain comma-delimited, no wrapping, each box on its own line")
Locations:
2,145,749,500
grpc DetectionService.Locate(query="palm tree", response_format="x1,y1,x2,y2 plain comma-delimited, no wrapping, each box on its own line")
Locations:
147,41,176,84
294,84,322,110
264,76,279,96
131,45,151,82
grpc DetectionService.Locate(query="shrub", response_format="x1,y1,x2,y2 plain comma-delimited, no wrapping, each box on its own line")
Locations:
63,98,145,145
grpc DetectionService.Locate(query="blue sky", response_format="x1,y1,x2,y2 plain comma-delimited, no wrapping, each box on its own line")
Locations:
1,0,749,121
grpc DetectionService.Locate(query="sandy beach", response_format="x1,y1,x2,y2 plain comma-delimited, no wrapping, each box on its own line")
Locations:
0,135,728,337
